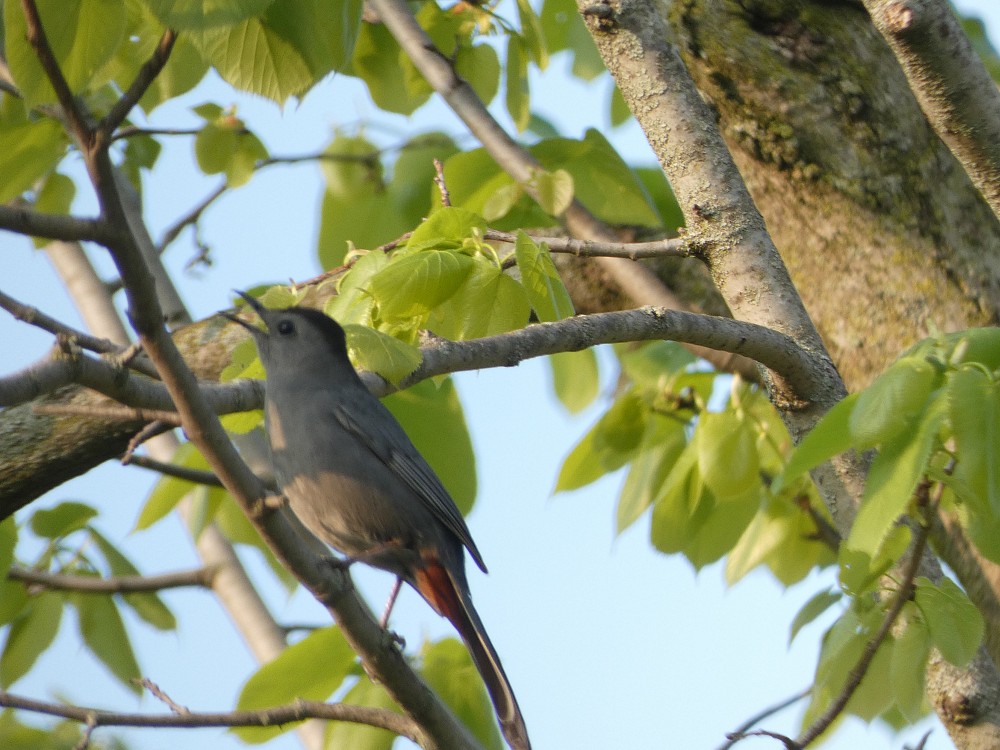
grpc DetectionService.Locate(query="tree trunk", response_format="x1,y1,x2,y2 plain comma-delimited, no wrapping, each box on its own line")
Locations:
668,0,1000,389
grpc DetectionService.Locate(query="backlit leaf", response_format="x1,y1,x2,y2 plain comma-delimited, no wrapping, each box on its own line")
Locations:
234,626,354,742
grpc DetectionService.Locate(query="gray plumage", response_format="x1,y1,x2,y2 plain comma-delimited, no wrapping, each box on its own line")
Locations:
226,292,530,750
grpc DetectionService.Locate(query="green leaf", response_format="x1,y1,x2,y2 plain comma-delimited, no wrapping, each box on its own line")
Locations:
803,607,892,726
617,341,695,392
548,349,599,414
194,119,268,187
531,168,574,217
343,324,422,386
890,612,929,721
506,36,530,133
516,0,548,69
915,576,984,667
0,518,17,578
146,0,275,29
30,502,96,539
845,392,945,559
0,121,67,204
368,250,476,320
134,442,207,531
633,167,684,230
426,259,532,340
324,252,388,326
383,378,477,515
609,85,631,127
1,591,63,687
89,528,176,631
407,207,488,252
775,393,858,493
648,444,700,554
456,44,500,107
188,18,312,103
695,411,760,499
617,416,687,533
349,21,431,115
514,232,574,322
839,524,911,598
73,593,141,693
532,129,661,226
421,638,503,750
948,366,1000,514
539,0,605,79
0,578,30,628
849,358,940,449
260,0,362,78
234,626,355,742
443,150,549,230
5,0,125,107
555,391,647,492
789,588,841,644
101,2,208,113
30,172,76,247
324,679,400,750
318,134,459,268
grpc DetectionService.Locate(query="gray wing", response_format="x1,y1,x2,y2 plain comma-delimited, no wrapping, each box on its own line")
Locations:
332,402,488,573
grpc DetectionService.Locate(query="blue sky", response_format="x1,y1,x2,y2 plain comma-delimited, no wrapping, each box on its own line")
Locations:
3,3,1000,749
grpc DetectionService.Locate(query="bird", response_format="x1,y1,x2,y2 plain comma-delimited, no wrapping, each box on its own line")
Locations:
225,291,531,750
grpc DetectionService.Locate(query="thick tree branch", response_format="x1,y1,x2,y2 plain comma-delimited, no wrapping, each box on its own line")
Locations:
864,0,1000,219
0,689,420,739
8,566,216,593
0,306,816,414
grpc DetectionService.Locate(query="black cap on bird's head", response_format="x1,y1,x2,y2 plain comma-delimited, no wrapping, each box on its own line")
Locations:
222,291,351,373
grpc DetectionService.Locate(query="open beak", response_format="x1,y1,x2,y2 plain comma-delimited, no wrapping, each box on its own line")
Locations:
221,290,267,333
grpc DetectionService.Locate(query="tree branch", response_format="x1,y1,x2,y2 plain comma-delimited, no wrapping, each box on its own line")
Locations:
19,0,92,151
795,482,936,747
0,290,159,378
97,29,176,141
0,205,114,244
0,689,420,740
8,566,216,593
123,453,225,487
0,306,816,412
864,0,1000,219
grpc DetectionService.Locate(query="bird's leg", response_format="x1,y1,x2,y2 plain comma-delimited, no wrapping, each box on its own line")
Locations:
380,576,404,629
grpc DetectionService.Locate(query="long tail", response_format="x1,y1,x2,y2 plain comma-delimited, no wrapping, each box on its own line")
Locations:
414,561,531,750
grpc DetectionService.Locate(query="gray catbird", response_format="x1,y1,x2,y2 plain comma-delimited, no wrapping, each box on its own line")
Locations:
226,292,531,750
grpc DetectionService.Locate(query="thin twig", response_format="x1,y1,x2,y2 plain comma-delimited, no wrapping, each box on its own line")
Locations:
19,0,92,150
8,566,216,593
110,126,201,142
157,182,228,254
136,678,190,715
0,290,159,377
433,158,451,206
122,453,224,487
795,480,937,747
0,689,421,739
717,687,811,750
124,421,176,462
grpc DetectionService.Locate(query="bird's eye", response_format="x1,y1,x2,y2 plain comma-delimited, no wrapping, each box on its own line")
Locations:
276,320,295,336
